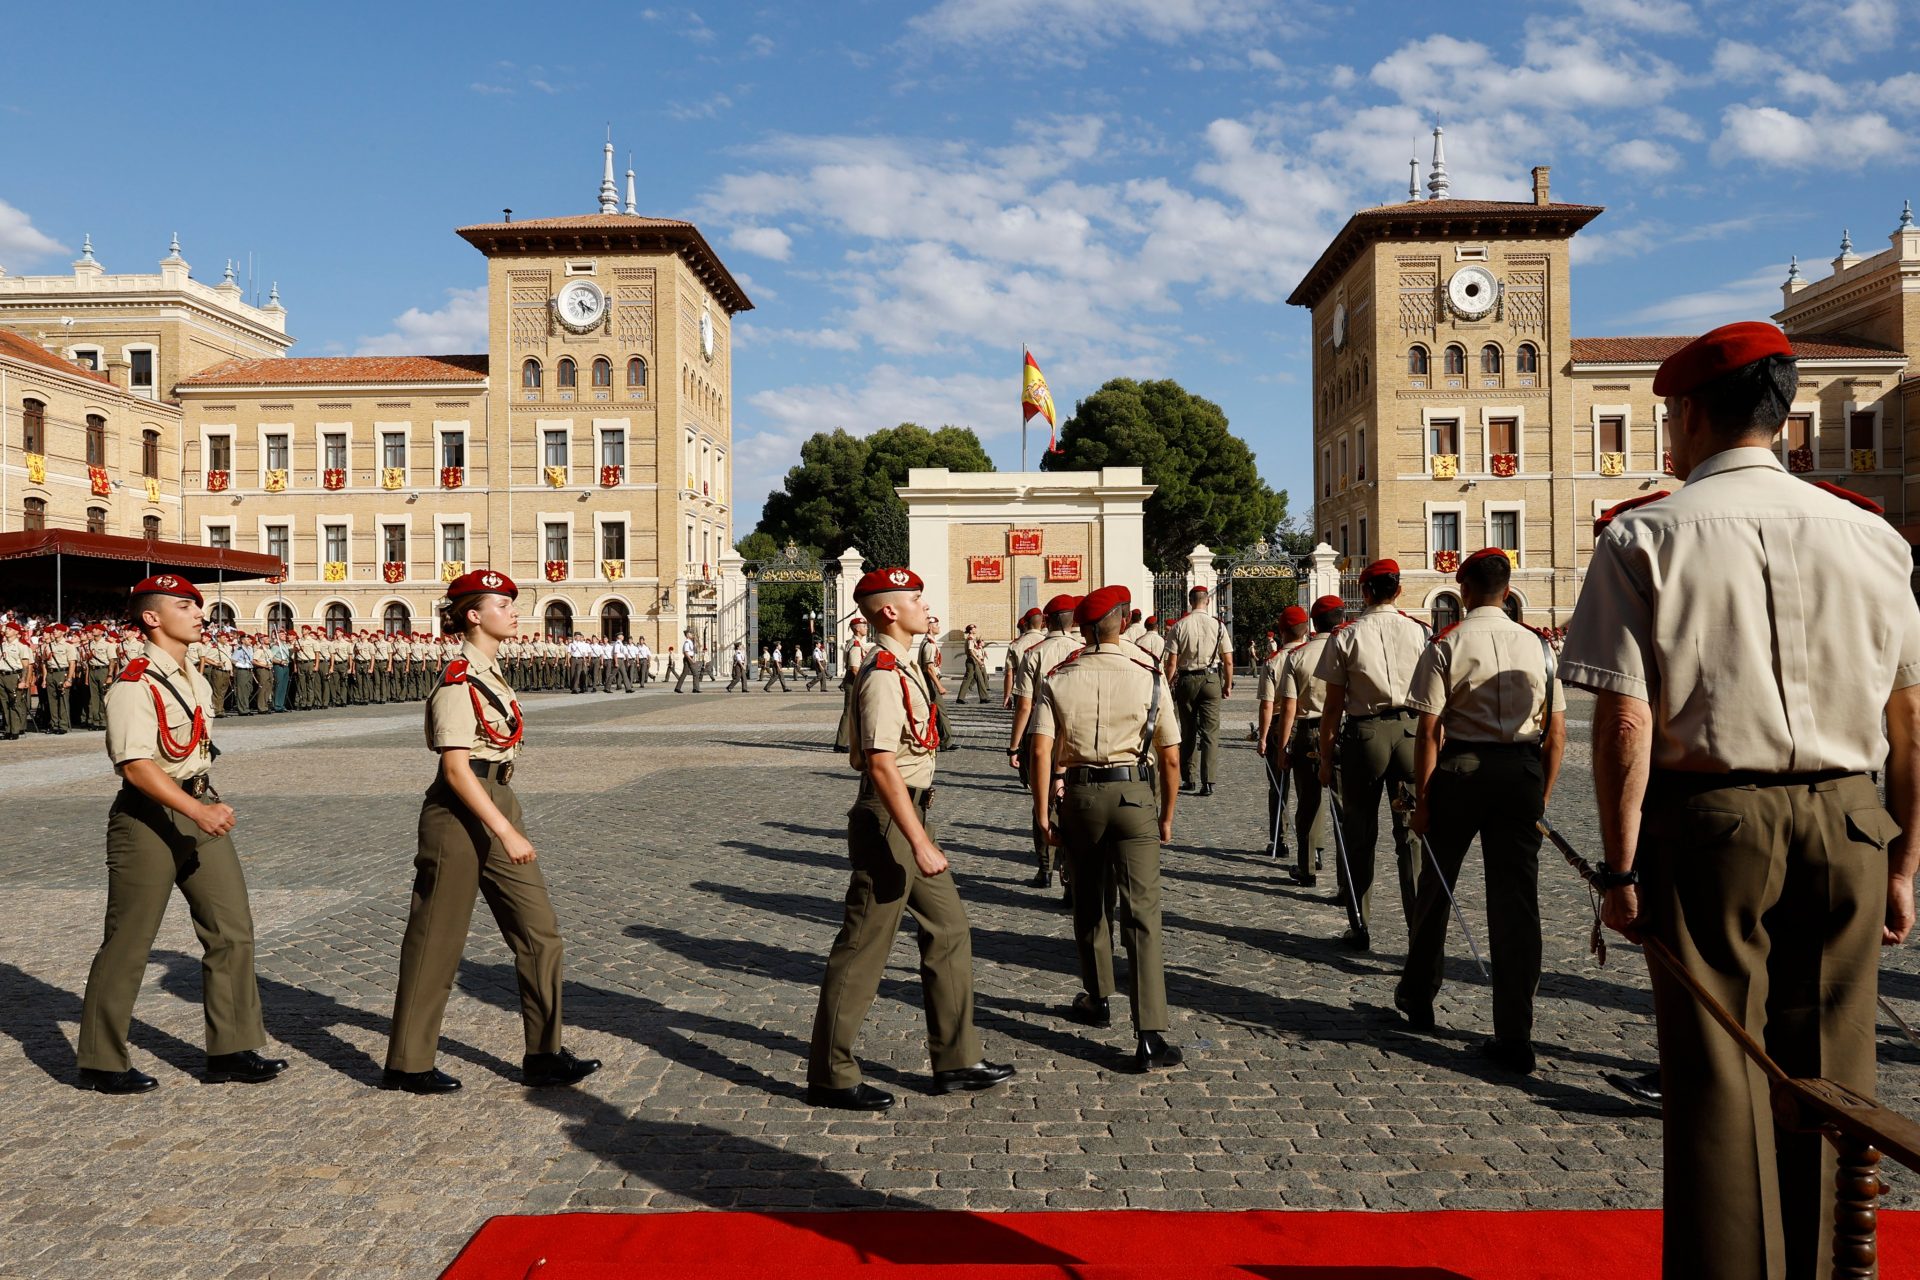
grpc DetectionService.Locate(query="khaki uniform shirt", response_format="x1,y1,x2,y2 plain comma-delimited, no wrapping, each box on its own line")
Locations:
105,645,215,781
375,639,393,666
1031,640,1181,767
204,642,233,672
1281,632,1334,719
1167,610,1230,672
426,641,522,764
1136,629,1166,661
0,636,30,672
248,643,271,669
1255,651,1286,704
86,637,115,668
1408,607,1566,743
1019,631,1082,704
1005,630,1047,689
1314,604,1430,715
1561,446,1920,773
121,635,145,663
47,638,78,677
1121,621,1147,645
852,633,937,787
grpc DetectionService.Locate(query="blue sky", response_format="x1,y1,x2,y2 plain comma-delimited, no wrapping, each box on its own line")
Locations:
1,0,1914,532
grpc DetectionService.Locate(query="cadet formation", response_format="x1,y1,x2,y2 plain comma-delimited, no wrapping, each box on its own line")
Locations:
26,319,1918,1276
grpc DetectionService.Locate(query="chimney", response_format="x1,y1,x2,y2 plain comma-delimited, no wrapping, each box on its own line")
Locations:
1531,167,1550,206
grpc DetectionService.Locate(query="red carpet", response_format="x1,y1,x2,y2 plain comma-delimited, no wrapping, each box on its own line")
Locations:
442,1208,1920,1278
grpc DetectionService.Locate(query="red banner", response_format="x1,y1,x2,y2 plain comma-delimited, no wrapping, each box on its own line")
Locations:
967,556,1004,583
1008,529,1043,555
1045,554,1082,583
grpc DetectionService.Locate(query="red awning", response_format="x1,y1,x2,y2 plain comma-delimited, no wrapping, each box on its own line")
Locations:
0,528,284,581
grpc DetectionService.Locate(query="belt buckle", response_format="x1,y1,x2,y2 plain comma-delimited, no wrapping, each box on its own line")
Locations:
497,762,514,785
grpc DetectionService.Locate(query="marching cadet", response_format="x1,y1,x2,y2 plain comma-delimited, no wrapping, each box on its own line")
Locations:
634,635,652,688
383,569,601,1095
83,626,115,728
76,574,287,1093
919,618,952,750
1136,615,1166,663
0,623,31,739
1562,322,1920,1279
726,641,750,692
1121,607,1146,645
805,566,1013,1112
673,628,702,693
956,624,991,704
43,624,79,734
1315,559,1430,948
764,640,791,692
1268,597,1343,889
1396,548,1566,1075
1164,585,1232,796
1002,607,1045,709
1008,596,1083,889
834,617,875,752
1030,585,1183,1070
1256,606,1313,881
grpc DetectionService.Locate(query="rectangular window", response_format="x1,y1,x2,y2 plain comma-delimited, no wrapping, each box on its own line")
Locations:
73,348,100,371
1354,430,1365,480
23,498,45,531
1488,417,1517,455
266,525,290,564
129,349,154,391
382,524,406,563
1431,511,1460,552
1338,438,1349,483
85,415,106,466
324,524,347,562
208,434,233,470
1320,447,1331,496
441,524,466,563
382,432,406,468
1018,576,1038,615
1598,415,1625,455
601,521,627,561
265,432,289,470
142,431,159,478
544,521,569,563
323,432,347,469
142,513,159,538
1358,517,1368,558
1851,411,1876,451
208,525,233,550
1492,510,1519,550
86,507,108,535
600,430,625,468
440,432,465,469
1339,524,1349,555
22,399,45,454
1429,418,1459,456
544,430,567,468
1784,414,1811,451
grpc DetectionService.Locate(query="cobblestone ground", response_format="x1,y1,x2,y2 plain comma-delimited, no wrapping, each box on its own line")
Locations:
2,685,1918,1278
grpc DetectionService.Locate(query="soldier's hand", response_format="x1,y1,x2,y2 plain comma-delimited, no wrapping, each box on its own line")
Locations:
1409,800,1430,835
1255,736,1267,756
1885,872,1915,945
1278,751,1291,772
499,829,537,864
1317,759,1333,788
194,802,237,838
1602,885,1642,943
912,840,948,877
1158,815,1173,845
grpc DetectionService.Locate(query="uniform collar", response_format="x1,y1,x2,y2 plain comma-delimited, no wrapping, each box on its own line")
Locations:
1361,602,1397,616
459,639,502,676
145,644,187,678
1465,605,1507,620
1684,445,1785,485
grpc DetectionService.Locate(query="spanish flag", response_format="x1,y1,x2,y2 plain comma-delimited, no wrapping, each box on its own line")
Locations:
1022,349,1061,454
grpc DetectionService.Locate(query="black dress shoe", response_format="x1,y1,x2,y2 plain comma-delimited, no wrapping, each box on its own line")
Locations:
806,1081,895,1111
1338,925,1372,951
932,1061,1015,1095
1066,992,1112,1027
1059,883,1075,908
205,1049,289,1084
1478,1037,1537,1075
1030,868,1052,888
1198,783,1215,797
1180,780,1196,793
524,1048,602,1088
1607,1069,1662,1105
380,1067,463,1094
1393,990,1436,1033
1134,1032,1184,1071
76,1067,157,1094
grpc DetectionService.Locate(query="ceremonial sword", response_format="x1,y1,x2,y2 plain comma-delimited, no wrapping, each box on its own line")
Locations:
1324,792,1369,946
1416,832,1490,980
1259,753,1291,861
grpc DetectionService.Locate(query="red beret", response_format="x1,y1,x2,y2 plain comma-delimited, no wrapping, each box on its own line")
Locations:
445,568,519,600
1019,607,1042,625
1358,559,1399,584
130,573,203,607
1310,594,1344,616
1652,321,1795,398
1455,547,1512,583
1044,594,1080,616
1144,615,1158,625
853,566,922,600
1074,585,1130,626
1279,606,1309,627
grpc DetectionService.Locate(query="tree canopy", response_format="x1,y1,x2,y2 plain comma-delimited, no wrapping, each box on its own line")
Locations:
749,423,993,567
1040,378,1288,571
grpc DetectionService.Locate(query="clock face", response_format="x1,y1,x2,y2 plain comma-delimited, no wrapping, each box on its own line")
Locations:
556,280,606,331
1448,266,1499,320
1331,302,1348,349
699,309,715,361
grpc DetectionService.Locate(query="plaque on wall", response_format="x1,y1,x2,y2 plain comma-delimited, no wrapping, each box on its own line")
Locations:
1008,529,1043,555
1045,554,1083,583
967,556,1005,583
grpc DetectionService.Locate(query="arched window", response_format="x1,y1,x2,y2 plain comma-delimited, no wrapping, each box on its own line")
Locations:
600,600,630,639
1517,343,1538,375
142,514,160,538
208,602,237,629
22,497,45,530
85,414,107,466
627,357,648,389
384,602,412,634
1431,592,1462,631
86,506,107,534
1444,345,1466,376
522,358,542,389
1408,346,1429,376
325,603,353,635
544,600,574,641
142,429,160,478
1481,344,1502,375
22,398,45,453
557,358,577,389
1361,356,1368,386
267,602,294,634
592,357,612,388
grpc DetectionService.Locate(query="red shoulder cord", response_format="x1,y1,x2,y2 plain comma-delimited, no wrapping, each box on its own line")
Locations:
148,684,206,762
873,652,940,750
467,683,525,751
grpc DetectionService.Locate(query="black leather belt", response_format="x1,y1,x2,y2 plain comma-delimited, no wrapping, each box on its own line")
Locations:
1064,764,1151,785
1294,717,1320,729
1651,767,1860,795
858,779,934,807
470,759,516,784
1349,708,1413,721
1441,739,1540,758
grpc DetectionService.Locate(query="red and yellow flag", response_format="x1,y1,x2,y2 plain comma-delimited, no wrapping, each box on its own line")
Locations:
1022,350,1061,454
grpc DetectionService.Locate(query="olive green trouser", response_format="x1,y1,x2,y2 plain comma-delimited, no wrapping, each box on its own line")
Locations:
1641,771,1889,1280
957,662,990,703
1396,744,1544,1044
1061,777,1166,1031
254,667,273,714
1334,712,1422,933
0,670,22,735
86,666,111,727
77,788,265,1072
386,775,565,1072
47,679,71,731
1273,722,1330,882
326,669,344,707
1174,671,1222,786
808,793,982,1088
235,668,256,715
295,662,318,709
208,669,232,717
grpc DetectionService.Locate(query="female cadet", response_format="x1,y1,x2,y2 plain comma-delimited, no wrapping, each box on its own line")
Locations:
382,569,601,1094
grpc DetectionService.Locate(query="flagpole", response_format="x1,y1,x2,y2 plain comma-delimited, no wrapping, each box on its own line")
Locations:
1020,343,1028,472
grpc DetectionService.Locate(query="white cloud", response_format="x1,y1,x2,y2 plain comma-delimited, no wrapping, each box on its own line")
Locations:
1620,266,1785,331
1715,104,1905,168
1649,106,1704,141
1369,29,1674,115
1607,138,1681,175
1574,0,1695,32
669,93,734,121
0,198,65,268
746,33,775,57
1881,72,1920,114
908,0,1277,51
355,286,488,355
729,225,792,260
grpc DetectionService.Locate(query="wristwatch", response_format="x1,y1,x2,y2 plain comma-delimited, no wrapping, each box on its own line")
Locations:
1596,866,1640,889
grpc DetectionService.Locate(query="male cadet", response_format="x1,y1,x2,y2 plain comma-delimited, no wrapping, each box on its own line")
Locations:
294,628,319,710
1268,597,1343,889
1008,596,1083,889
44,624,79,733
231,631,257,716
1256,605,1312,879
76,574,287,1093
1031,585,1184,1070
269,631,292,712
1136,615,1166,663
1002,607,1046,709
1164,585,1232,796
806,566,1013,1111
199,630,231,717
372,628,394,704
764,640,791,692
834,616,875,752
805,639,830,692
674,628,702,692
1561,322,1920,1280
919,617,952,750
84,626,115,728
0,623,30,739
725,641,750,692
250,634,274,715
956,624,990,704
1121,607,1146,645
1315,559,1430,948
1396,549,1566,1074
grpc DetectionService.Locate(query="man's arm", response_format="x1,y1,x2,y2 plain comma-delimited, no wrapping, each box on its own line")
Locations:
1410,711,1443,834
1255,696,1275,753
1155,741,1180,843
1592,690,1655,941
1221,653,1234,699
1273,696,1299,766
119,758,235,838
1031,731,1057,842
866,749,946,877
1542,710,1568,806
1317,684,1346,786
1883,684,1920,943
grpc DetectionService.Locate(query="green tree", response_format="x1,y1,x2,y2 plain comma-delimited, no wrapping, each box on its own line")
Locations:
1041,378,1288,570
755,423,992,566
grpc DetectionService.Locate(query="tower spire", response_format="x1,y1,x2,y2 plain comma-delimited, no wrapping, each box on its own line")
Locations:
1427,126,1450,200
598,127,620,214
1408,154,1419,202
1902,199,1915,231
625,153,637,215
